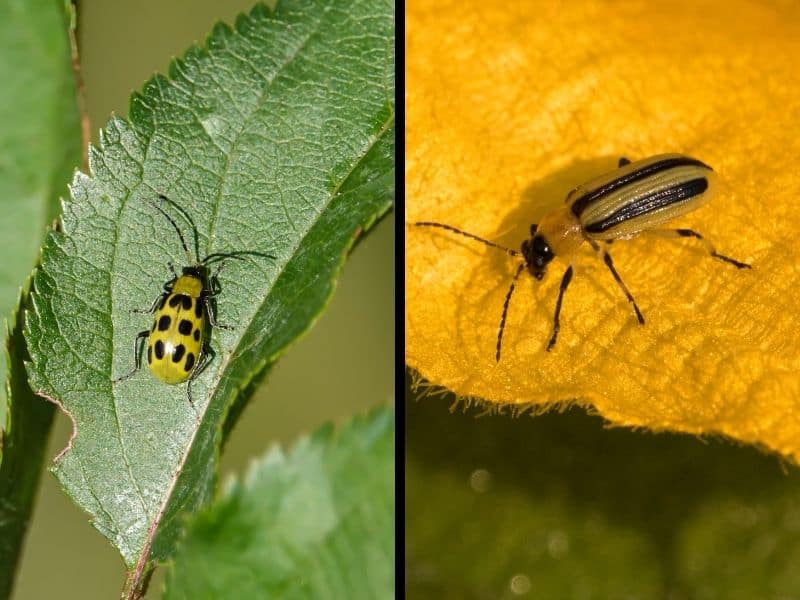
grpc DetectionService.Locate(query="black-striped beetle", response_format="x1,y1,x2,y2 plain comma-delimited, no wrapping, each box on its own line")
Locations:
416,154,751,360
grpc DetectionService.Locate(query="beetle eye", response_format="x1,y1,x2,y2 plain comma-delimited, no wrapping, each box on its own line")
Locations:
532,235,554,266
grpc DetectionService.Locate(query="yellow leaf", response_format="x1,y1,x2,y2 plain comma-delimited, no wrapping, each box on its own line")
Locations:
406,1,800,461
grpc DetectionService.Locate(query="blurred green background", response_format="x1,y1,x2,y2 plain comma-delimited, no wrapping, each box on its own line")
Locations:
12,2,393,598
406,373,800,599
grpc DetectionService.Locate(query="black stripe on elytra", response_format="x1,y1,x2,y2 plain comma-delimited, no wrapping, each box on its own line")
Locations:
585,177,708,234
571,157,710,218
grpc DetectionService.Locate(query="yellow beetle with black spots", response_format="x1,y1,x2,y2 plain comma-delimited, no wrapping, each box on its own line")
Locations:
147,265,208,384
114,195,272,405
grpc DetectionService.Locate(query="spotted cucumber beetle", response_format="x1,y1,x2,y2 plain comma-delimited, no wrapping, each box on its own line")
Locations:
416,154,751,361
113,195,273,405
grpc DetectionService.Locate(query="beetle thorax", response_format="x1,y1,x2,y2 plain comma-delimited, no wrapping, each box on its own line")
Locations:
171,273,204,296
536,207,584,260
521,207,584,279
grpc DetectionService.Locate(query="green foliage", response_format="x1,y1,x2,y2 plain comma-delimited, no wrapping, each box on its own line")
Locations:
406,375,800,598
0,0,80,417
165,406,394,599
0,0,80,596
23,2,394,595
0,290,57,600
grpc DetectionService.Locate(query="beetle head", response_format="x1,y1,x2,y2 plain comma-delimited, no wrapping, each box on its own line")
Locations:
521,225,554,280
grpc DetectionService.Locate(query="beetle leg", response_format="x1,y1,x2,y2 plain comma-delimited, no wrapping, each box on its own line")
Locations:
547,265,574,351
648,229,752,269
201,259,233,330
132,292,168,315
202,273,223,298
113,330,149,383
201,263,226,307
201,296,233,330
186,343,215,409
202,261,227,299
589,240,645,325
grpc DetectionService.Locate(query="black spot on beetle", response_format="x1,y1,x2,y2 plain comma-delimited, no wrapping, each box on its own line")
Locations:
182,296,192,310
195,299,204,318
168,294,183,308
158,315,171,331
184,352,195,372
147,346,152,364
179,319,192,335
172,343,185,362
154,340,164,360
193,329,200,341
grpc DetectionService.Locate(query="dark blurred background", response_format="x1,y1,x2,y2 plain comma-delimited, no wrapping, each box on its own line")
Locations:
12,2,393,598
406,373,800,599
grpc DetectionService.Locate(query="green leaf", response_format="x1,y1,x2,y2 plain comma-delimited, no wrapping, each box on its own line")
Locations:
0,289,57,600
164,406,394,599
406,374,800,598
0,0,81,419
0,0,80,596
23,0,394,595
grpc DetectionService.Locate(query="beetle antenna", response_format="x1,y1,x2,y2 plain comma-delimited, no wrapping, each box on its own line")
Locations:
202,250,275,266
151,195,195,265
155,194,202,262
496,263,526,362
415,221,521,258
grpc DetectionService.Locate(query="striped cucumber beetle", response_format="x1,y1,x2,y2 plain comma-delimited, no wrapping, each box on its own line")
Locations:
113,195,273,406
416,154,751,360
